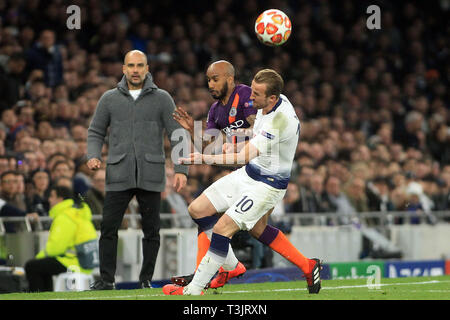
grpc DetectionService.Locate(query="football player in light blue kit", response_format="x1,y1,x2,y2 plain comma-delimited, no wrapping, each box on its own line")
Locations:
164,69,321,296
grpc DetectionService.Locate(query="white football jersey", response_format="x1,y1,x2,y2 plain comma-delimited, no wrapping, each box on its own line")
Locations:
246,94,300,189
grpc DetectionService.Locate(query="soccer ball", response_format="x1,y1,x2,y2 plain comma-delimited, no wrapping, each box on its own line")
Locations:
254,9,292,46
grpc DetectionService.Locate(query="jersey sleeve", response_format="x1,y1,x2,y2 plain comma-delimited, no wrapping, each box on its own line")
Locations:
243,103,257,119
206,104,218,130
240,86,257,119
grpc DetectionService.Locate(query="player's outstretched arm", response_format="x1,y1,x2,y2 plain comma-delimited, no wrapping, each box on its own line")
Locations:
222,141,248,153
179,142,259,167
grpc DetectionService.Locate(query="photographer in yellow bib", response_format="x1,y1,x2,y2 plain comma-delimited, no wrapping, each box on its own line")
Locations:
24,186,98,292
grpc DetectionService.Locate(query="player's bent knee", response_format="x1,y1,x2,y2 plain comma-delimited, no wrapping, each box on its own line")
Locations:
187,202,199,218
188,194,217,219
249,226,264,239
212,215,240,238
249,209,272,238
188,201,208,219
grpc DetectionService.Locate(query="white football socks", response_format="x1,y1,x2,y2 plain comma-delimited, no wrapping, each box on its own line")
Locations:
185,252,224,295
204,228,238,271
222,245,239,271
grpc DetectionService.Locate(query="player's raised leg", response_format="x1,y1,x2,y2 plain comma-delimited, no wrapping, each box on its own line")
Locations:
250,211,322,294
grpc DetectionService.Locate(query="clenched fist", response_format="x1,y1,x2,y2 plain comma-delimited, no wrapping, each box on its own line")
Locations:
87,158,102,170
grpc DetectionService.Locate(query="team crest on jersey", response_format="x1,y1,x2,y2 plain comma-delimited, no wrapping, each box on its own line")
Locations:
229,108,237,117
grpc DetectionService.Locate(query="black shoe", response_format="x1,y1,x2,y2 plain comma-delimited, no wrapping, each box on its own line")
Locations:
140,280,152,289
90,279,115,290
170,273,194,287
303,258,322,294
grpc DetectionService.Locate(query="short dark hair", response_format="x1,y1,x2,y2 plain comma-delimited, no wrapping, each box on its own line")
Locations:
253,69,284,98
1,170,18,181
50,186,74,200
47,152,68,163
52,160,71,171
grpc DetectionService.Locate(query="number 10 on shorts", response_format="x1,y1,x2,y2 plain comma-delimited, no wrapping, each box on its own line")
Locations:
235,195,254,214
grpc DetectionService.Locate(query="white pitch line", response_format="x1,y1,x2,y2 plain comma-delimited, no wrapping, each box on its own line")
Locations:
50,279,450,300
220,280,449,294
51,293,162,300
410,290,450,293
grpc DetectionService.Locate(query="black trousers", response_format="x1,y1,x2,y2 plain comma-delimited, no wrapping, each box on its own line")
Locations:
99,189,161,283
24,257,67,292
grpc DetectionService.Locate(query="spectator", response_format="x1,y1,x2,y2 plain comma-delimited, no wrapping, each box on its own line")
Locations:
2,109,20,149
308,174,333,213
160,167,191,228
47,153,69,171
284,182,303,213
427,123,450,166
0,156,11,176
26,169,50,217
323,175,356,225
25,29,63,87
21,150,39,174
366,176,395,212
0,170,27,211
0,199,39,233
395,111,426,151
50,160,72,183
405,185,425,224
0,52,27,111
36,121,55,141
40,140,57,159
344,177,369,213
85,169,106,217
423,175,448,211
54,176,73,189
294,165,314,212
434,173,450,212
73,160,91,195
14,171,27,211
405,180,434,213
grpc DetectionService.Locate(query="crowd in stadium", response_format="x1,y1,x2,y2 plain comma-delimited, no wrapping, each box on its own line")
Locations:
0,0,448,230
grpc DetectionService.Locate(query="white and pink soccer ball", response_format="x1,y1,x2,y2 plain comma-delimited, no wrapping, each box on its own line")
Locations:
255,9,292,46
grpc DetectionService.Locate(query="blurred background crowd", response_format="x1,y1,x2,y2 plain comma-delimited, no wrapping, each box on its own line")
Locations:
0,0,448,230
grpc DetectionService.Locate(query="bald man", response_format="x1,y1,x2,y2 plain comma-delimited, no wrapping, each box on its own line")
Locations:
171,60,258,288
173,60,256,149
122,50,149,90
87,50,189,290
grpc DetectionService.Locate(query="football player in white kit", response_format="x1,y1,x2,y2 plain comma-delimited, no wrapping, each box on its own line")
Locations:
163,69,321,296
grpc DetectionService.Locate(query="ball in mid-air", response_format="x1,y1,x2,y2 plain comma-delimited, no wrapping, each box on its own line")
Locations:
255,9,292,46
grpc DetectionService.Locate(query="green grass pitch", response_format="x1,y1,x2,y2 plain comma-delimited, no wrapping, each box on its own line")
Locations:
1,275,449,300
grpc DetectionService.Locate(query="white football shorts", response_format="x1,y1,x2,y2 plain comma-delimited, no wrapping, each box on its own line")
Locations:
203,166,286,230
